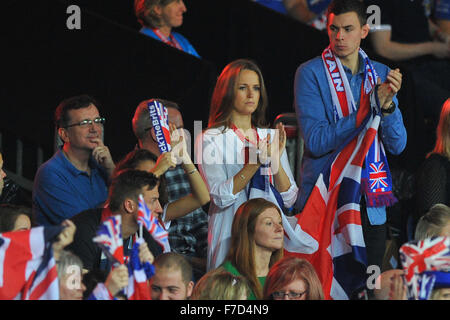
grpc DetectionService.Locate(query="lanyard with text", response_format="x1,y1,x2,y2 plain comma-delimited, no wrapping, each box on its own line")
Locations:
152,28,183,50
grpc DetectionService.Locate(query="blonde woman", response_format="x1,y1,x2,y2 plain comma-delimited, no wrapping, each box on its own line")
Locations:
190,268,250,300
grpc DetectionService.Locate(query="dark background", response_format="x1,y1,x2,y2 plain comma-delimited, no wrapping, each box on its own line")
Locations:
1,0,426,184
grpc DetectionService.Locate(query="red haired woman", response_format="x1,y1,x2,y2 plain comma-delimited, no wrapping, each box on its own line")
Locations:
221,198,284,300
416,98,450,219
263,256,324,300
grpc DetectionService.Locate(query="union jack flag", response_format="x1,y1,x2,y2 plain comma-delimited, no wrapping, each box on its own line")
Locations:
126,237,155,300
369,162,388,191
137,194,170,253
283,92,380,299
399,236,450,300
0,226,62,300
93,215,124,266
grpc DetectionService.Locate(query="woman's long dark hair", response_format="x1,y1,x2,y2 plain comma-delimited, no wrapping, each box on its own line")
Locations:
207,59,269,130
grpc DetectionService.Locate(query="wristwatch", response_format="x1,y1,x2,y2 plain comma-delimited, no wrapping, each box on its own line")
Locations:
383,101,396,114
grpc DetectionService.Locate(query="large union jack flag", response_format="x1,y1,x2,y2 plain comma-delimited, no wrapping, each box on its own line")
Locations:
399,236,450,300
283,91,382,299
0,226,62,300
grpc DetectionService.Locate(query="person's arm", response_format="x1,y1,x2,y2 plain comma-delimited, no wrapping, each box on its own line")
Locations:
196,129,259,209
283,0,317,24
52,220,76,261
375,67,407,155
295,61,358,158
163,125,210,222
369,29,450,60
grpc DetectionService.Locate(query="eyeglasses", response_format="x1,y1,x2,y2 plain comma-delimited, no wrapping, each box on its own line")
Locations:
271,290,307,300
64,117,106,128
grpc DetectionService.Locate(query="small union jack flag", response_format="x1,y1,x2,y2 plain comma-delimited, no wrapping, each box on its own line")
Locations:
368,162,388,191
137,194,170,253
400,237,450,300
93,215,124,266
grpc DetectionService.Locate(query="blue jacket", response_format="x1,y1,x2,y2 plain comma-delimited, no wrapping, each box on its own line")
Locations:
294,54,407,223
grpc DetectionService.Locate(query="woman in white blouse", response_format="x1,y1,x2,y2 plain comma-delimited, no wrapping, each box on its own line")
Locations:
196,59,298,271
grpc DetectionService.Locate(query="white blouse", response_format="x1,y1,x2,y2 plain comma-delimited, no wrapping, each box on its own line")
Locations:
195,126,298,270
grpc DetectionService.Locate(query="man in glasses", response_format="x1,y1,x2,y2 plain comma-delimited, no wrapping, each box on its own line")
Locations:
32,94,115,226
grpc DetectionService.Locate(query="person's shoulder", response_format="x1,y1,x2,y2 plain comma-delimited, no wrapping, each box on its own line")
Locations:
35,151,67,179
298,56,323,71
296,56,324,78
203,126,229,137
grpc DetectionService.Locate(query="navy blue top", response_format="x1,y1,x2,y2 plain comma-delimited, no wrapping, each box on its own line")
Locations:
32,149,109,226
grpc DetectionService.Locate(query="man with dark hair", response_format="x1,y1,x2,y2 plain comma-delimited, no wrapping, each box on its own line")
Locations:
32,95,115,226
150,252,194,300
67,169,163,277
293,0,407,297
132,98,208,281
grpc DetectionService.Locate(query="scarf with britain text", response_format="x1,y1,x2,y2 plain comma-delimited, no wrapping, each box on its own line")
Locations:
321,46,397,207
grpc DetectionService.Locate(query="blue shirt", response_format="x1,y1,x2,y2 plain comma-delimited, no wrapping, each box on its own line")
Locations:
32,149,109,226
435,0,450,20
294,53,407,224
139,27,201,58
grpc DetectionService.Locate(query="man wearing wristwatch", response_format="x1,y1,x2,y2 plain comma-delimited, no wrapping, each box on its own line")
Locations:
293,0,407,290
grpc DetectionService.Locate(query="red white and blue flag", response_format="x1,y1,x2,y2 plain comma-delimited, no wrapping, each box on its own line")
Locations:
0,226,62,300
137,194,170,253
399,236,450,300
369,162,388,191
93,215,124,266
283,83,384,299
147,100,171,154
126,237,155,300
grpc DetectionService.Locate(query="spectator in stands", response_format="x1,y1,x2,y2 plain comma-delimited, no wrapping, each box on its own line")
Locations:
190,268,250,300
150,252,194,300
253,0,332,31
221,198,284,300
0,151,6,196
196,59,298,271
433,0,450,39
132,99,209,280
416,99,450,218
399,236,450,300
66,169,162,278
0,204,34,232
32,95,114,226
263,256,324,300
415,203,450,240
134,0,200,58
294,0,406,276
57,250,129,300
366,0,450,120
